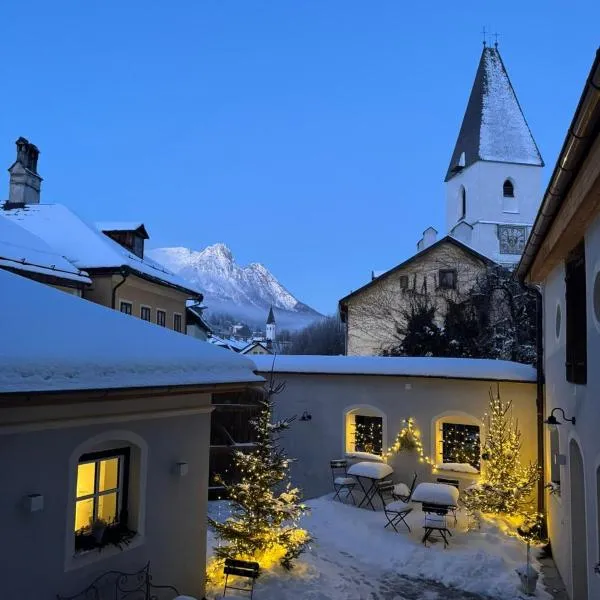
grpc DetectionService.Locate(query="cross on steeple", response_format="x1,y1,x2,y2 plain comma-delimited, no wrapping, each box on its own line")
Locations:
481,26,487,47
493,31,500,48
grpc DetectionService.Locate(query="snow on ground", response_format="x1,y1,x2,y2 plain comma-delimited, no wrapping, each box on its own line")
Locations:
207,496,551,600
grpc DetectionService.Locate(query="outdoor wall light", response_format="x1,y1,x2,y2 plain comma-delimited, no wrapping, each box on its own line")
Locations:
300,410,312,421
174,461,189,477
544,407,576,428
24,493,44,513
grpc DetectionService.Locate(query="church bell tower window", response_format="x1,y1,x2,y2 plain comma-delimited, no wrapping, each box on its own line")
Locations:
459,186,466,221
503,180,514,197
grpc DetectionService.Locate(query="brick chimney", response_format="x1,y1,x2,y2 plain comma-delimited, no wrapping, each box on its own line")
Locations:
6,137,42,207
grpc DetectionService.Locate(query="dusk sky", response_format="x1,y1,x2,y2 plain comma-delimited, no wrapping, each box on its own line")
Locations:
1,1,598,315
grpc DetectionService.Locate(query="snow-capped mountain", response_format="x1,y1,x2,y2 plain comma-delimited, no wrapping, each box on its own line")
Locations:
147,244,322,330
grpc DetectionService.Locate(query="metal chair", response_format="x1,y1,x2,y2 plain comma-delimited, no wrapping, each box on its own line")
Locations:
393,472,418,502
421,503,452,547
376,480,414,533
330,459,357,504
436,477,459,524
222,558,259,598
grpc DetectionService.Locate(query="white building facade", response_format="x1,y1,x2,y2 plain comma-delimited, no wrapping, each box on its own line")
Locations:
518,50,600,600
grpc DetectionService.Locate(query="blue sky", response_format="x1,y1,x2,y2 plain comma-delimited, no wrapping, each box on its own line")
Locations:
1,2,598,315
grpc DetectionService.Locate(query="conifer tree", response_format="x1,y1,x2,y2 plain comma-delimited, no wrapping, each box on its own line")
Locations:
208,373,310,572
463,387,539,517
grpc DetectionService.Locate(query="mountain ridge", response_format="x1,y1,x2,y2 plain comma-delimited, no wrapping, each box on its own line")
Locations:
147,244,323,330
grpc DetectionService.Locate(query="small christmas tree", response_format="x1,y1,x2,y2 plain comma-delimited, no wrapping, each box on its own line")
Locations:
463,387,539,517
207,373,310,577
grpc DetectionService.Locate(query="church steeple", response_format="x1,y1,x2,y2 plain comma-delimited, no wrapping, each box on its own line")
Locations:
266,306,276,345
445,46,543,182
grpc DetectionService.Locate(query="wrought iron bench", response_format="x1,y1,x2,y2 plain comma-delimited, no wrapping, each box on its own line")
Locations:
56,562,181,600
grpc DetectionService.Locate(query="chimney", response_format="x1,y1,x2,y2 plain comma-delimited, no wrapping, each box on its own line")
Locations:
6,137,42,208
421,226,438,249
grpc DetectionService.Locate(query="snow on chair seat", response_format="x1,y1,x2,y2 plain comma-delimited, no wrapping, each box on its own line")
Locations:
330,459,357,505
386,499,412,512
376,481,413,533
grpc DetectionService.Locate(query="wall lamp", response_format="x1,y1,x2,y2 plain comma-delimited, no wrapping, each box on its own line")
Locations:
300,410,312,421
544,407,576,428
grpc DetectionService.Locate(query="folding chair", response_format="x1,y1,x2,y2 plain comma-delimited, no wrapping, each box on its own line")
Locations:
421,503,452,548
393,472,418,502
330,459,357,504
436,477,459,524
222,558,259,599
376,480,413,533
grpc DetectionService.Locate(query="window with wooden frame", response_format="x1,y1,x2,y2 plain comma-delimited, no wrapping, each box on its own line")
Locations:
140,306,151,322
565,241,587,384
74,448,130,549
173,313,183,333
353,415,383,455
157,309,166,327
119,301,132,315
438,269,457,290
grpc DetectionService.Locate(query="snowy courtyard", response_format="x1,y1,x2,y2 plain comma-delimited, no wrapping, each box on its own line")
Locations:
206,495,551,600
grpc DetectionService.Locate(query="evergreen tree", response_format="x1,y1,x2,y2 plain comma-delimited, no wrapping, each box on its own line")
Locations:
462,387,539,517
208,375,311,573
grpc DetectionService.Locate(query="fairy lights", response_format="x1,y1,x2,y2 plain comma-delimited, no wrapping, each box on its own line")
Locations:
383,417,434,465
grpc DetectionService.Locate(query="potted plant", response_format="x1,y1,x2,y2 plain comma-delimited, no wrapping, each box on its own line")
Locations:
90,517,109,543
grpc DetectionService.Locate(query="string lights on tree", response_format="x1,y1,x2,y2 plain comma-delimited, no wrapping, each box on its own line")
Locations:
207,371,311,584
462,386,539,518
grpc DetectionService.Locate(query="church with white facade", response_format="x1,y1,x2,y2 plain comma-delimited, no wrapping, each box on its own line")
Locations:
444,44,544,265
340,44,544,356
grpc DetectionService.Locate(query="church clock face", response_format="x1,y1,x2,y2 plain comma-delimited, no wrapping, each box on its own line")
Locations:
498,225,527,255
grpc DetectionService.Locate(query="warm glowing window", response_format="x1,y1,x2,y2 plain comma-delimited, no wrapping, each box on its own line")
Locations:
75,449,129,533
441,423,480,470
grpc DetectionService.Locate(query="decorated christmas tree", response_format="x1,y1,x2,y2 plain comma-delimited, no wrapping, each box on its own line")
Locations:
463,387,539,517
207,374,310,577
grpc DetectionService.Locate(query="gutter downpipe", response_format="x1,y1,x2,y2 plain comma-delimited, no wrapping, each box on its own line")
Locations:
111,266,130,309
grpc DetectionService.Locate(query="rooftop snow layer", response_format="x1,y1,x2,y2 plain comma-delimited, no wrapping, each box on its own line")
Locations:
250,354,537,383
445,46,543,180
0,269,263,393
0,214,91,284
2,204,200,295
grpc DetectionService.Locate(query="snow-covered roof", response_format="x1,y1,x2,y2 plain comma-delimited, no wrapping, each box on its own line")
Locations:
96,221,148,237
445,46,543,181
0,214,91,285
250,354,537,383
0,269,263,394
2,204,201,296
208,334,247,352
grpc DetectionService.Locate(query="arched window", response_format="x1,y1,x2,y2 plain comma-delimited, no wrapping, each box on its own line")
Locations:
459,186,466,220
503,179,514,197
344,405,386,456
432,412,482,473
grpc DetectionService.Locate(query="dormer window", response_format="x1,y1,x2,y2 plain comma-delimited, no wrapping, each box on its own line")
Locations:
97,223,149,259
503,180,514,197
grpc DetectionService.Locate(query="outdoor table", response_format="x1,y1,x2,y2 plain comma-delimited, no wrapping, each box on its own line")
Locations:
346,461,393,510
411,483,460,546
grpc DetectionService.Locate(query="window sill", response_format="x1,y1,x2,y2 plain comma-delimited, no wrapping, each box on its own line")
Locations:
66,533,144,572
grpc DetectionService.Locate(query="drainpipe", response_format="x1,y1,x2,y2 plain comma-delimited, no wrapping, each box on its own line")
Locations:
111,266,130,309
529,284,546,520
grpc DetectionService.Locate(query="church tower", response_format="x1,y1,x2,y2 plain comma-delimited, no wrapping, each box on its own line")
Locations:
265,306,276,346
445,45,544,265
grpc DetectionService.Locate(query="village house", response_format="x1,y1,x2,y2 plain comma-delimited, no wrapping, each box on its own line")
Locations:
251,354,538,502
1,138,202,333
0,267,262,600
517,47,600,600
340,44,543,356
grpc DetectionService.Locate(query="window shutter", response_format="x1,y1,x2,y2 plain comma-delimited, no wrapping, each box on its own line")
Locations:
565,241,587,384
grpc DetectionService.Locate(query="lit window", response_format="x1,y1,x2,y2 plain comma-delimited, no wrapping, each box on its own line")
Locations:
75,449,130,549
441,423,480,470
140,306,151,322
354,415,383,454
120,301,132,315
157,310,166,327
174,313,182,333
